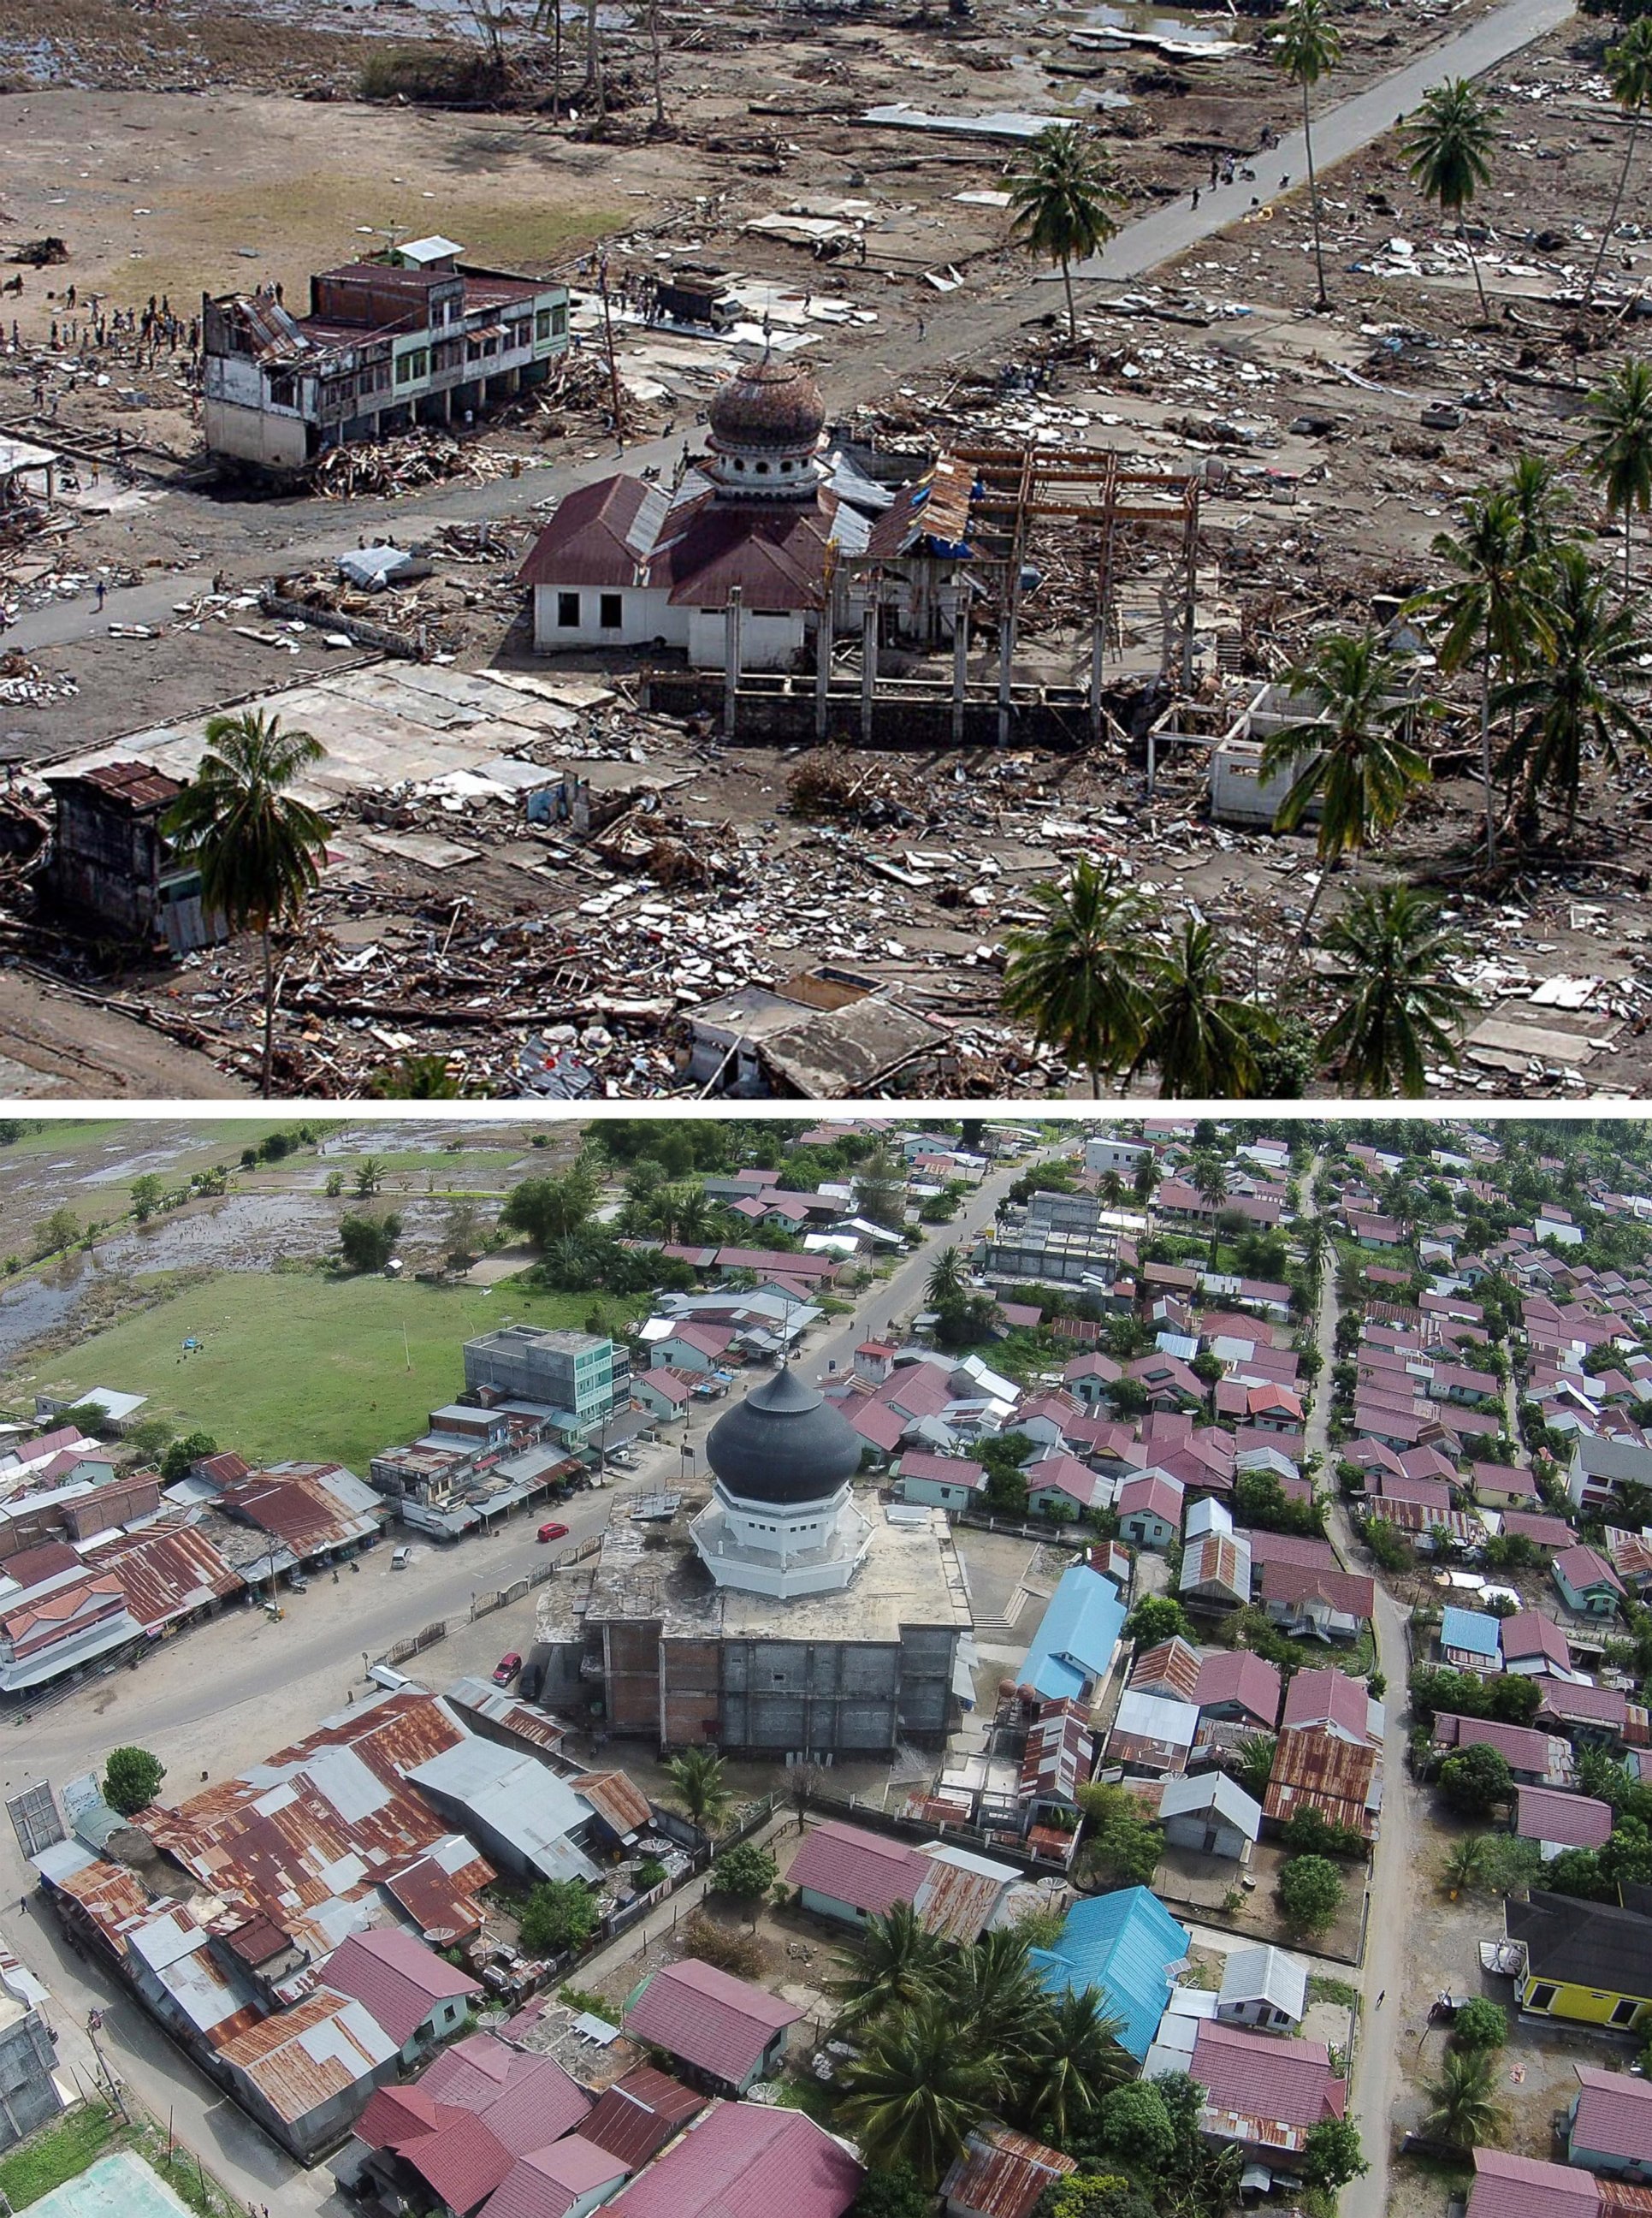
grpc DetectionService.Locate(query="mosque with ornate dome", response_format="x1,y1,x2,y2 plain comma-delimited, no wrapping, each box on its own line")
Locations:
517,349,875,670
527,1361,975,1758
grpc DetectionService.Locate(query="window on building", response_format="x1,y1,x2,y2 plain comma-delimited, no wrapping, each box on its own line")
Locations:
599,592,623,631
536,309,553,342
556,591,580,629
1609,1998,1640,2026
1528,1984,1557,2011
551,302,567,337
268,375,297,409
755,460,769,475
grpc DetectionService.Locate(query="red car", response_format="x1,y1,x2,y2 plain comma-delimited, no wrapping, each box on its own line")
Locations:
492,1652,522,1686
537,1521,569,1545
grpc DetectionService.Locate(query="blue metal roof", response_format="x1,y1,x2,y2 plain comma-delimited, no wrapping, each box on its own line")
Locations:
1018,1565,1126,1704
1441,1605,1502,1660
1031,1887,1191,2059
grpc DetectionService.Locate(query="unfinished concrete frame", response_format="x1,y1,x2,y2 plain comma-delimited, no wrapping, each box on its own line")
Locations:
826,445,1201,746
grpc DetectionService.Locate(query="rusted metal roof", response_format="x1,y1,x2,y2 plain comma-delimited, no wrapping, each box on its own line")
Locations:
941,2126,1075,2218
911,1854,1004,1945
582,2065,705,2170
1129,1636,1202,1705
46,760,183,811
83,1516,241,1631
1262,1725,1379,1837
1020,1700,1094,1806
216,1986,394,2125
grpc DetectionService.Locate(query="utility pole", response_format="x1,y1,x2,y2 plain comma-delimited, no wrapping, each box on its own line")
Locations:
597,257,625,448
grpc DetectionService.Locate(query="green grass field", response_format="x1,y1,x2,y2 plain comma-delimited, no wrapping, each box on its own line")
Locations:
0,2102,119,2210
15,1269,594,1471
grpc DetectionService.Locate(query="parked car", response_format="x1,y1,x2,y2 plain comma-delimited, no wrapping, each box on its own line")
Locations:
537,1521,570,1545
493,1652,523,1686
391,1546,411,1569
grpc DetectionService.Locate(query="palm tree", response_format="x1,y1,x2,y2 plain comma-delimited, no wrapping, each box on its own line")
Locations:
1495,542,1649,838
1413,489,1546,863
1317,884,1474,1097
1424,2047,1505,2149
1133,921,1262,1098
1191,1151,1230,1265
829,1902,950,2032
1402,80,1501,322
1441,1834,1492,1898
1001,858,1155,1093
927,1246,967,1306
1258,631,1431,946
838,1998,1004,2188
1008,123,1118,340
1503,451,1567,562
1022,1986,1132,2143
162,711,330,1097
1272,0,1342,309
1588,20,1652,305
664,1747,731,1838
1235,1733,1277,1801
1578,358,1652,591
940,1928,1050,2064
1098,1170,1127,1211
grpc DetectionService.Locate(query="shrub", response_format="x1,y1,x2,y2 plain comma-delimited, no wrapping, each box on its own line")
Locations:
518,1879,598,1957
679,1910,766,1980
337,1211,403,1272
1277,1854,1344,1935
1451,1997,1508,2052
710,1841,777,1902
1439,1742,1513,1818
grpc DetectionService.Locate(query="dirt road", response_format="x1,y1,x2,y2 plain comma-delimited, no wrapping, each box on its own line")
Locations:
1302,1153,1418,2215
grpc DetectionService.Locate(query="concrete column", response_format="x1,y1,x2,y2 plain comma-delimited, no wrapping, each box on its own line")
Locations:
814,604,832,741
951,579,970,745
861,578,879,748
724,586,743,740
1089,613,1107,743
440,384,453,424
997,588,1016,747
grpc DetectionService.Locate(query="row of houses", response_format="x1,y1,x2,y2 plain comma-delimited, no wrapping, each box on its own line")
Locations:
28,1681,669,2160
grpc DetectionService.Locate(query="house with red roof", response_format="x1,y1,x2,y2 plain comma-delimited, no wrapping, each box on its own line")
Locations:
1281,1665,1380,1746
1514,1787,1614,1859
1565,2063,1652,2181
648,1322,739,1375
1500,1611,1572,1678
1258,1560,1375,1643
895,1450,986,1515
1189,2019,1347,2160
1430,1714,1575,1789
607,2100,861,2218
1116,1471,1184,1551
1553,1545,1626,1620
1467,2149,1603,2218
631,1370,694,1425
580,2067,705,2173
787,1819,931,1925
1193,1650,1281,1732
482,2136,631,2218
323,1926,482,2063
1023,1454,1110,1518
622,1960,802,2097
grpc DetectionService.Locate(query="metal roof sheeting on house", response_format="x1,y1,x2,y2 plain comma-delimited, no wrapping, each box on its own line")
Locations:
787,1819,929,1917
1190,2019,1346,2153
1017,1564,1126,1704
1468,2148,1603,2218
1030,1886,1190,2059
323,1927,481,2049
1570,2066,1652,2166
940,2125,1075,2218
1514,1787,1614,1853
581,2066,705,2170
624,1959,802,2086
216,1986,397,2127
606,2099,862,2218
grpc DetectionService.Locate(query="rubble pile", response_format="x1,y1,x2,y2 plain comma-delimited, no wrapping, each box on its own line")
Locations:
0,650,78,707
305,431,474,500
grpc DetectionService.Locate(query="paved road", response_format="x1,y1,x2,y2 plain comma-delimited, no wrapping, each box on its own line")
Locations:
1300,1155,1416,2218
0,1143,1052,2212
3,0,1578,666
1075,0,1578,285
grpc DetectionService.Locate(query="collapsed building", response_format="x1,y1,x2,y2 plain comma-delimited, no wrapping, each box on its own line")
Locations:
530,1366,974,1758
202,236,571,473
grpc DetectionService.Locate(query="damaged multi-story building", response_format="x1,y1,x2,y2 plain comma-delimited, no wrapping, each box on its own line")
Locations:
201,235,570,473
529,1365,975,1758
